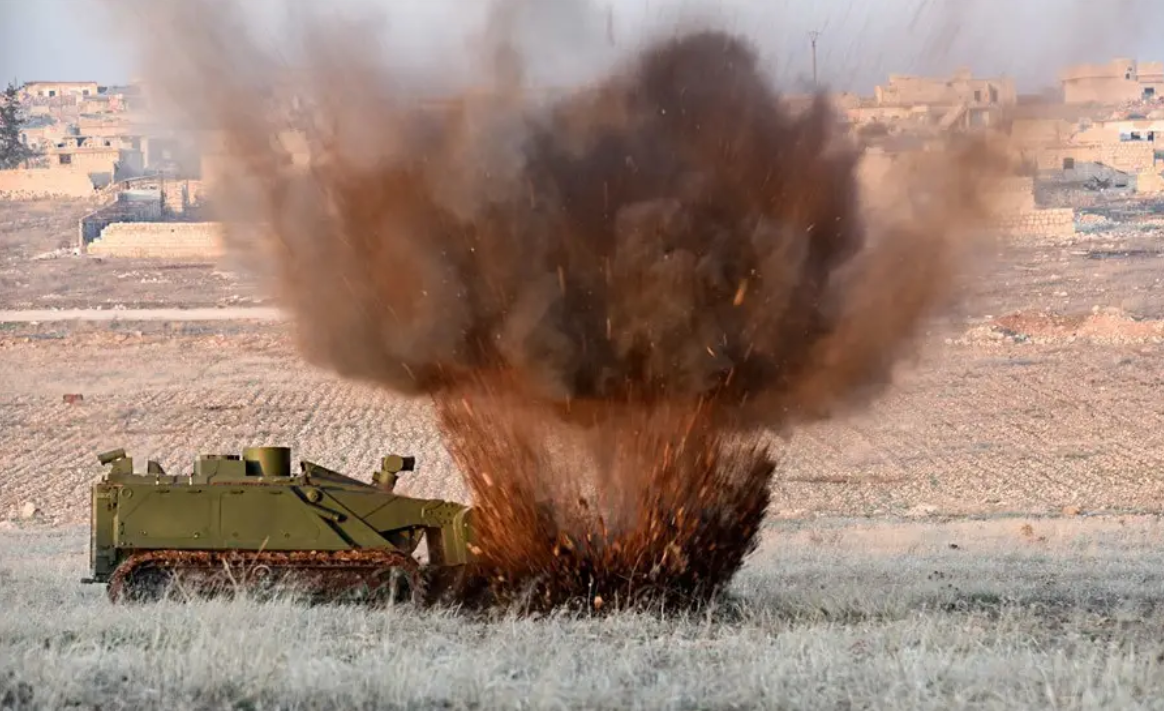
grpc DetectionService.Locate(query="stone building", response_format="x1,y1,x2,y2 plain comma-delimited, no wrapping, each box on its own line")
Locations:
1060,59,1164,104
875,69,1017,108
871,68,1016,130
20,81,100,100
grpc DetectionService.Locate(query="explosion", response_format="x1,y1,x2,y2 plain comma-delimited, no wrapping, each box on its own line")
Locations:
115,1,1004,611
425,378,778,611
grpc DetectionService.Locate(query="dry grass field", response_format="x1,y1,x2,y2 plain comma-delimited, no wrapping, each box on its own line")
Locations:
2,197,1164,708
2,518,1163,709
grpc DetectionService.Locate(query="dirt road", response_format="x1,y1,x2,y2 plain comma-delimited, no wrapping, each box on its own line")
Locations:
0,307,284,323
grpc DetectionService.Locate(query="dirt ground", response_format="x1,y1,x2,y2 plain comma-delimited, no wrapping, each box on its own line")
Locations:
3,195,1164,709
0,201,268,310
2,198,1164,523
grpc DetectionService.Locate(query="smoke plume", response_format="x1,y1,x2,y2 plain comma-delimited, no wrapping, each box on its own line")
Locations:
111,0,1005,610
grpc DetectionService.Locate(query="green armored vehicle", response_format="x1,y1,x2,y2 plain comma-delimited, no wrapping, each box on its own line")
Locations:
83,446,478,604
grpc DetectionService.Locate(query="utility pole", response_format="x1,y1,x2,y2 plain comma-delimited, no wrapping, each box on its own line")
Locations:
808,30,821,87
607,4,615,47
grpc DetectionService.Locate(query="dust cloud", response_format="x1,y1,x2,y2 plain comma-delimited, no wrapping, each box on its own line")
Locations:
111,0,1005,610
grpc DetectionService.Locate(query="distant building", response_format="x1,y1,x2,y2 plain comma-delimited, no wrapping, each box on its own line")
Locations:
25,136,132,186
20,81,100,100
874,69,1017,109
868,68,1015,131
1060,59,1164,104
1008,115,1160,175
1072,118,1162,148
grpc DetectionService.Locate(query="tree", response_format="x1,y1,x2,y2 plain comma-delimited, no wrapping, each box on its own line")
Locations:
0,82,36,169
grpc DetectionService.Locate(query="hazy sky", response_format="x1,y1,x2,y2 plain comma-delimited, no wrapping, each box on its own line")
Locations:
1,0,1161,93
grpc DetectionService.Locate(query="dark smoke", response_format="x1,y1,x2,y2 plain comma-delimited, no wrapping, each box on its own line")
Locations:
218,30,995,432
114,1,1005,611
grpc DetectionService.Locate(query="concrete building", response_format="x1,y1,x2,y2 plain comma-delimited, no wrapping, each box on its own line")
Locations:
34,136,142,187
875,69,1018,108
1060,59,1164,105
15,114,70,154
870,69,1017,131
20,81,100,100
75,116,136,139
1076,119,1164,143
1009,114,1160,176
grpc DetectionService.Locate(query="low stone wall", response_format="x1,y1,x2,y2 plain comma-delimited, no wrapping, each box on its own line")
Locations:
978,176,1078,239
856,148,1078,240
86,222,225,259
78,198,165,248
0,168,97,200
993,208,1076,239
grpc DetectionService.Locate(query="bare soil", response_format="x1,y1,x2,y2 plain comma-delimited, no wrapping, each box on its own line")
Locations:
0,306,281,322
0,201,268,310
2,195,1164,525
3,196,1164,709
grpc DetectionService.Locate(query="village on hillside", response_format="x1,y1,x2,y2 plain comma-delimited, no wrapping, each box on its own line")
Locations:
0,56,1161,258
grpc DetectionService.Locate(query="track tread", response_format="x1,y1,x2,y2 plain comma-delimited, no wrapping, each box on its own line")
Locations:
107,549,424,605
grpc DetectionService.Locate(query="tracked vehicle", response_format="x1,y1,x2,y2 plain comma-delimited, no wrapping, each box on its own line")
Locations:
83,446,478,604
